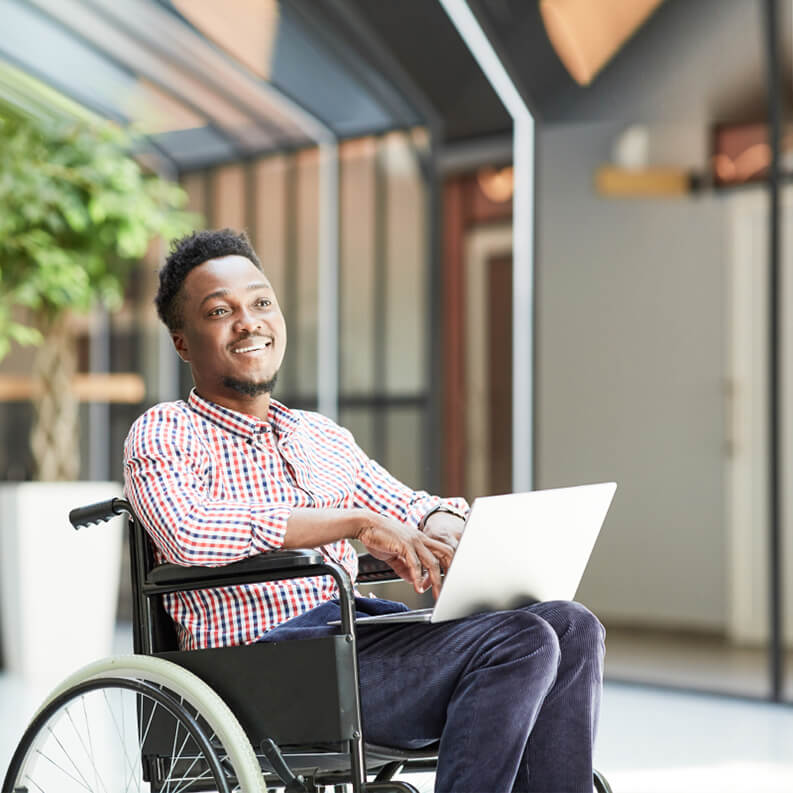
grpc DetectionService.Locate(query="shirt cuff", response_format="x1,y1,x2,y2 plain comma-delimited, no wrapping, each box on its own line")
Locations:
409,496,470,529
250,505,292,552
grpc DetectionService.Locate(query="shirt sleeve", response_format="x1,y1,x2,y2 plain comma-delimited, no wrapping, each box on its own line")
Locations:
123,405,291,566
339,426,469,528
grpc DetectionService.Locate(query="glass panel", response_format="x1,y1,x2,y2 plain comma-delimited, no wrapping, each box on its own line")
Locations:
382,134,426,394
252,155,288,297
293,148,318,403
212,164,247,230
535,119,769,697
384,405,423,492
340,138,377,395
338,406,376,461
181,171,209,219
0,403,34,481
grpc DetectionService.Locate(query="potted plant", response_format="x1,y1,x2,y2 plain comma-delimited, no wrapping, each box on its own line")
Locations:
0,101,197,690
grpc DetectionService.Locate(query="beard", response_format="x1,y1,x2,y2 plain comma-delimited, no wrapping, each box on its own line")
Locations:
222,370,278,397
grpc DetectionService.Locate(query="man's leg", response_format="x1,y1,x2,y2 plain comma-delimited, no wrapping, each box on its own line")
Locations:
511,601,606,793
355,609,562,793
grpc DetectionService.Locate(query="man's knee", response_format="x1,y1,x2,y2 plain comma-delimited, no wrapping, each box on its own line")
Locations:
472,610,562,678
531,600,606,652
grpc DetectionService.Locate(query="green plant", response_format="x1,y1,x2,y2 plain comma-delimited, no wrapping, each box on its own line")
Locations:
0,104,198,479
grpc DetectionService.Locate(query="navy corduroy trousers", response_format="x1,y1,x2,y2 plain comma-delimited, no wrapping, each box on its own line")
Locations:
263,596,605,793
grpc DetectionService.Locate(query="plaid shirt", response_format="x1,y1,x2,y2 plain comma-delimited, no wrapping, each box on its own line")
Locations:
123,389,468,650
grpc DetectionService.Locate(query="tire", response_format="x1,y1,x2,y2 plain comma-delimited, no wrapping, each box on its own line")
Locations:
593,769,613,793
3,654,267,793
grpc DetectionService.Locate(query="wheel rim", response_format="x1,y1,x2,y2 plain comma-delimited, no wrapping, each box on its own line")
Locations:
5,677,232,793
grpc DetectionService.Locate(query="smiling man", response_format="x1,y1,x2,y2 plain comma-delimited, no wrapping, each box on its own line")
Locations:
124,228,605,793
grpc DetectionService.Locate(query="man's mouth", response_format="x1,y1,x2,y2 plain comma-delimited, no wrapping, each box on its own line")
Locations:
231,338,273,354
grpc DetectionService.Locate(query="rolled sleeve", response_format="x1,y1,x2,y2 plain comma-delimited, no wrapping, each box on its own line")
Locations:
406,495,470,529
250,503,291,552
124,404,292,566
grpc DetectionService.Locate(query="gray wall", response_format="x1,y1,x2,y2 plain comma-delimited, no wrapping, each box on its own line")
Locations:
536,121,728,630
531,0,782,631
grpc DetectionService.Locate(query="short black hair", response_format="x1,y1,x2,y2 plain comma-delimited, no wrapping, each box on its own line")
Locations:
155,228,263,330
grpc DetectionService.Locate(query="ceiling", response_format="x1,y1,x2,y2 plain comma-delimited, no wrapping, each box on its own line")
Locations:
0,0,782,172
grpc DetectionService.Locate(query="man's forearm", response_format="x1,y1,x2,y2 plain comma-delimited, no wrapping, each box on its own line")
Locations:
283,507,369,549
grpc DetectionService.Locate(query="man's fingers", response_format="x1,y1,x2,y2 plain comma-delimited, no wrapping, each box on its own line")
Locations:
413,540,444,598
420,535,455,574
402,545,425,592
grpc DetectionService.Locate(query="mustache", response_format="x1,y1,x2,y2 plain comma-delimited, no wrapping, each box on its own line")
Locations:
228,333,271,350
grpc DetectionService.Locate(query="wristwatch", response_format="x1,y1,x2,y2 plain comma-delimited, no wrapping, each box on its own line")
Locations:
418,503,467,532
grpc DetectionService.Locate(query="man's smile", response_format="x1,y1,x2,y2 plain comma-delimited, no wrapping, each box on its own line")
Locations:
230,337,273,354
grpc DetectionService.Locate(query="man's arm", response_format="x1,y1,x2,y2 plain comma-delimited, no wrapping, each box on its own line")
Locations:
125,405,450,594
320,422,469,590
284,507,452,597
124,405,295,566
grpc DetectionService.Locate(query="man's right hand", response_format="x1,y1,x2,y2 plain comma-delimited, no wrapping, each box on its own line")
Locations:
355,511,454,599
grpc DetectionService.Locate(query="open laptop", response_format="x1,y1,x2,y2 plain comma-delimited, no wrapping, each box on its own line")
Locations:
334,482,617,626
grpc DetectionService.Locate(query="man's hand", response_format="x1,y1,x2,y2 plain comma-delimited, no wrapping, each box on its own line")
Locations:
421,511,465,555
356,512,453,599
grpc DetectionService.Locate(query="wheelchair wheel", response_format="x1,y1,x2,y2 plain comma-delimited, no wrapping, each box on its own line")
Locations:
593,768,613,793
3,654,267,793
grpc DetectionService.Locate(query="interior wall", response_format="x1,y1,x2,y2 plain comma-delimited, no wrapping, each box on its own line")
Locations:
536,121,728,631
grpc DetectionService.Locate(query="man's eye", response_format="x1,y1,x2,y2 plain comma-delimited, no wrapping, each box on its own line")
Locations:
256,298,272,308
208,307,227,317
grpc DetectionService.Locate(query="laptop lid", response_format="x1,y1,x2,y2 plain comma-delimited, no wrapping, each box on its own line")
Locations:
430,482,617,622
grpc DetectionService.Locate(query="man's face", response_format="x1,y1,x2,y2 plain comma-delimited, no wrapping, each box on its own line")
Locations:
172,255,287,410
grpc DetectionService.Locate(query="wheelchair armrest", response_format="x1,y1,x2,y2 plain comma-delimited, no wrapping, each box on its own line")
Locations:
147,549,326,587
356,553,399,583
143,548,360,636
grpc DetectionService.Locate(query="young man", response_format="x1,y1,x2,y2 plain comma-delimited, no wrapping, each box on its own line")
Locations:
124,228,605,793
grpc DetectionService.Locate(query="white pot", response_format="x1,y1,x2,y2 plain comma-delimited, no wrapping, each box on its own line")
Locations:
0,482,124,692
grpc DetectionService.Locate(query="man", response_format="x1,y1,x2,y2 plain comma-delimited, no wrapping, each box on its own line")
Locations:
124,228,605,793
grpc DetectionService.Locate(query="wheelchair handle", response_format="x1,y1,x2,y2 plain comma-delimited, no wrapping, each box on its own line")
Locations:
69,498,131,530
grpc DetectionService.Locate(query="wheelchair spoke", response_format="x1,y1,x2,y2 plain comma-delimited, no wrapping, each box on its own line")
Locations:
79,694,106,793
163,710,202,793
63,701,109,793
169,762,215,793
42,724,95,792
7,672,252,793
102,689,141,789
32,747,93,792
20,774,46,793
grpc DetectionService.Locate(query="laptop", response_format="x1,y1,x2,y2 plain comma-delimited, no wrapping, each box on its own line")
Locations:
334,482,617,626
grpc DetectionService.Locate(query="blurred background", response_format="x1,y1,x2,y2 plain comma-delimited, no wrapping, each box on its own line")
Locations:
3,0,793,789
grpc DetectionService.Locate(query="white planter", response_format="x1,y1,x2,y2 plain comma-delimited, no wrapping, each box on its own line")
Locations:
0,482,124,692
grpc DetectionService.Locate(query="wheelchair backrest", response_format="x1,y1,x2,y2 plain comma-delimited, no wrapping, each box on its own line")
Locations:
127,511,180,654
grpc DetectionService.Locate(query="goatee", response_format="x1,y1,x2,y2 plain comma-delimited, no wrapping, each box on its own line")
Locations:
222,371,278,397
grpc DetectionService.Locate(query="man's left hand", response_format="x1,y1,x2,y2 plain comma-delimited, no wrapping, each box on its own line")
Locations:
421,512,464,572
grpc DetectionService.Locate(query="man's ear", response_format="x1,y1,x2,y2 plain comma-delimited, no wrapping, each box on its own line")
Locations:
172,332,190,363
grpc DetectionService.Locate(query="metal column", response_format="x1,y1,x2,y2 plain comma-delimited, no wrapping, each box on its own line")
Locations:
438,0,535,492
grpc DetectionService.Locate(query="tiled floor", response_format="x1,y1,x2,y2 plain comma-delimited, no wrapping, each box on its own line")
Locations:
4,624,793,792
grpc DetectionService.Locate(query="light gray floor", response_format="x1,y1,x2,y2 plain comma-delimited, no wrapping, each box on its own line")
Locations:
4,625,793,792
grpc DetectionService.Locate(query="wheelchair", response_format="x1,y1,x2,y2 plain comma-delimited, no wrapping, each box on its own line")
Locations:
3,498,614,793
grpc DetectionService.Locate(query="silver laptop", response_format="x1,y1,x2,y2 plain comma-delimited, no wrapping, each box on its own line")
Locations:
337,482,617,626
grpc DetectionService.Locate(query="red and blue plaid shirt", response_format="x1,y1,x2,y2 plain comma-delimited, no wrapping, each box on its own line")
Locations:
123,389,468,650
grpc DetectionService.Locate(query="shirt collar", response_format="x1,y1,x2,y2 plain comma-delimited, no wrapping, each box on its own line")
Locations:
187,389,300,440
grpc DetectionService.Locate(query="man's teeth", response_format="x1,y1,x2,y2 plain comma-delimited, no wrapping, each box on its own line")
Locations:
233,342,270,353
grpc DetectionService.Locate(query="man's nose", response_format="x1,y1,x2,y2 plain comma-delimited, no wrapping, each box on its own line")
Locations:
233,307,262,334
